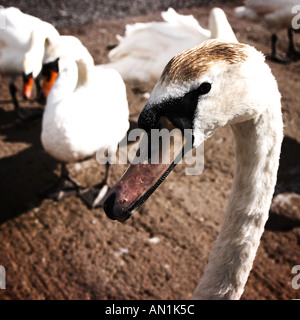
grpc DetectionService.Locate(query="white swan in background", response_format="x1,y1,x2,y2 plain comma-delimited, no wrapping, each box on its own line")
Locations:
103,39,283,299
235,0,300,63
0,6,60,120
40,36,129,207
105,7,237,84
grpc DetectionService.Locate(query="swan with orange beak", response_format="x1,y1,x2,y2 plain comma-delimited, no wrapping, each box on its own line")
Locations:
103,39,283,299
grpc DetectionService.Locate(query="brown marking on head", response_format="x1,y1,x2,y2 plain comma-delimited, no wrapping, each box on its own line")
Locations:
160,40,248,85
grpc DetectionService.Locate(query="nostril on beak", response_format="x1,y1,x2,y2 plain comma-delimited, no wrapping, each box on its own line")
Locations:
103,193,117,220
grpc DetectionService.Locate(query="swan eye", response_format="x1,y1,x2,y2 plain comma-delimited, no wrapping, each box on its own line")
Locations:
198,82,211,95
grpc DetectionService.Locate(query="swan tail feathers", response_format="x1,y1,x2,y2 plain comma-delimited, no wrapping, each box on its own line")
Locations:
209,7,238,43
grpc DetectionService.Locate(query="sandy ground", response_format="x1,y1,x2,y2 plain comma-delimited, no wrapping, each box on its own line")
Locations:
0,2,300,300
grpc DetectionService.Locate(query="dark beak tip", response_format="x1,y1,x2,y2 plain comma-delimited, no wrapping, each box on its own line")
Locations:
103,192,117,220
103,192,131,223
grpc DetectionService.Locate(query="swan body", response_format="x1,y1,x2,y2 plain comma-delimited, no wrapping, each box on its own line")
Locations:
103,40,283,299
105,7,237,84
235,0,300,61
235,0,299,32
41,36,129,164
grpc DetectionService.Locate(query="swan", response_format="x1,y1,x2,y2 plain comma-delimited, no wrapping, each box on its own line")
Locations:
105,7,237,84
235,0,300,63
0,6,59,120
40,36,129,206
103,39,283,299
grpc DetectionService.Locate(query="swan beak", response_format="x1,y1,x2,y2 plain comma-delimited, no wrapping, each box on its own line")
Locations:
103,117,189,222
23,73,34,100
42,70,58,97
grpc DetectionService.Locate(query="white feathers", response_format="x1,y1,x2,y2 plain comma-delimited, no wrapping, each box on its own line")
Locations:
105,7,237,84
139,39,283,299
0,6,59,79
209,7,238,42
41,36,129,164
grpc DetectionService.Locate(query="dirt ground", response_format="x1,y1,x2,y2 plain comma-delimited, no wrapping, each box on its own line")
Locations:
0,3,300,300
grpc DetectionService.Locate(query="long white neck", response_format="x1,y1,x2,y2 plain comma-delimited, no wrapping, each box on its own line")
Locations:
46,44,94,105
75,48,94,87
193,104,283,299
47,59,78,106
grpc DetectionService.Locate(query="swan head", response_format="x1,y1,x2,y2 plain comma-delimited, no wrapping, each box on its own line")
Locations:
103,39,280,222
22,51,43,99
140,40,278,146
41,55,79,104
41,38,73,98
22,33,59,99
41,58,59,98
41,35,94,98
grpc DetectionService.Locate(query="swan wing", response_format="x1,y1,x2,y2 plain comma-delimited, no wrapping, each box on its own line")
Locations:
107,8,211,83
